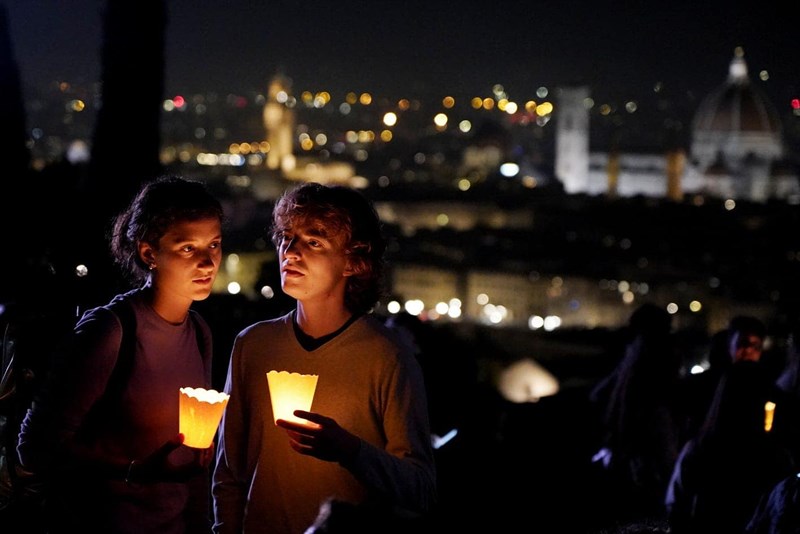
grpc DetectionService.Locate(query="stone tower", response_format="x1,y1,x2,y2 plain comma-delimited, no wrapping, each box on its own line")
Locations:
263,72,295,173
555,86,590,194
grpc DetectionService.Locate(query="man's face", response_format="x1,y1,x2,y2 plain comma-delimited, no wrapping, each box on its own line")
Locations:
730,331,764,362
275,222,351,306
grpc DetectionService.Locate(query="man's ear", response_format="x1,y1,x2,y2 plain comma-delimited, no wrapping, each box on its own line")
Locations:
342,258,360,278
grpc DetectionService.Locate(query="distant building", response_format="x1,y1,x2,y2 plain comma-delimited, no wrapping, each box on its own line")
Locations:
555,48,799,203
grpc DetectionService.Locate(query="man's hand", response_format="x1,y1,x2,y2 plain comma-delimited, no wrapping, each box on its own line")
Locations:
276,411,360,463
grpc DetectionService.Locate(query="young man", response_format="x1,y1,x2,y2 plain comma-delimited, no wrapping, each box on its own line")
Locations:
212,182,436,534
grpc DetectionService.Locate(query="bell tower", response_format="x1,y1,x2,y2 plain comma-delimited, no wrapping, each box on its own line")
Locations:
263,72,295,172
555,86,590,194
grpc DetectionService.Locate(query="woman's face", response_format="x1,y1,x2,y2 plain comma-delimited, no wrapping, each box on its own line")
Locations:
143,216,223,304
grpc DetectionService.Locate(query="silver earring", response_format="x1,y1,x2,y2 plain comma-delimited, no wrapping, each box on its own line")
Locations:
148,263,156,271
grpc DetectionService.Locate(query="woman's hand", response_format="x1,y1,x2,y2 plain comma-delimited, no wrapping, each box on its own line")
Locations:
128,433,214,483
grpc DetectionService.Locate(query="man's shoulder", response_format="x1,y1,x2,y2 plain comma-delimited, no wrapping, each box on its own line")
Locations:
237,311,293,338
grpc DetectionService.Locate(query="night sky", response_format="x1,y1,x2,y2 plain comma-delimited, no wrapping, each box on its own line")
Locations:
5,0,799,106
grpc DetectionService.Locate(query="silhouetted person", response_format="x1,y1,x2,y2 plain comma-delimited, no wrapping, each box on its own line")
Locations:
590,303,682,523
770,324,800,466
665,360,795,534
745,471,800,534
678,315,768,444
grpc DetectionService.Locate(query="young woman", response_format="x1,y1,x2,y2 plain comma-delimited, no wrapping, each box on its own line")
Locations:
17,175,224,533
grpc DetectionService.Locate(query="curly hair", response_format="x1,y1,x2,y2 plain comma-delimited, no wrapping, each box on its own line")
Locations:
270,182,386,314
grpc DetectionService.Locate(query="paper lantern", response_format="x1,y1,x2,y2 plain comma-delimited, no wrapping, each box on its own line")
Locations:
764,401,776,432
179,387,229,448
266,370,319,426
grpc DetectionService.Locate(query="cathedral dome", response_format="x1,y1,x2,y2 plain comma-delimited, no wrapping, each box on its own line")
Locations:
691,48,784,172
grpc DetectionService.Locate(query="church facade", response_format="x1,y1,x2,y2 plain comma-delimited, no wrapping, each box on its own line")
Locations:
555,48,799,203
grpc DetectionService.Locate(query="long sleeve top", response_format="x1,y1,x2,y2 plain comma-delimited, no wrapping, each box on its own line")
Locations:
212,311,436,534
16,288,214,534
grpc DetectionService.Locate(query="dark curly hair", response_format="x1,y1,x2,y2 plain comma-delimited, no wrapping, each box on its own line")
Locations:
270,182,386,314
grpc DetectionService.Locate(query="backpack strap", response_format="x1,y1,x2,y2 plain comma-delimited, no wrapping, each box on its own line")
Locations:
105,299,137,395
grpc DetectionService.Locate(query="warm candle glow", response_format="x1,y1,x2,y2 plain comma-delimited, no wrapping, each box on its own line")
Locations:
764,401,776,432
179,387,229,448
266,370,319,426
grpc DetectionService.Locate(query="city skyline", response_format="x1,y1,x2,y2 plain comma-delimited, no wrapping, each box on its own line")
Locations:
6,1,798,109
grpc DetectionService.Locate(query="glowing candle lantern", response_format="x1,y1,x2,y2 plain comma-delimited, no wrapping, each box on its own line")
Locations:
179,387,230,448
764,401,776,432
266,370,319,426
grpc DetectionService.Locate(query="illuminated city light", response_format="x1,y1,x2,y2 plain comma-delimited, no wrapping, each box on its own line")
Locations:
528,315,544,330
476,293,489,305
499,163,519,177
433,113,448,129
536,102,553,116
383,112,397,126
458,179,471,191
442,96,455,108
543,316,561,331
724,199,736,210
689,300,702,312
436,213,449,226
260,285,274,299
227,281,241,295
359,92,372,105
404,299,425,316
75,264,88,277
666,303,679,314
458,120,471,133
386,300,401,314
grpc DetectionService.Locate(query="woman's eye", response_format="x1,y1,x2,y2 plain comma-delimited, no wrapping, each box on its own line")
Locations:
182,245,194,253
